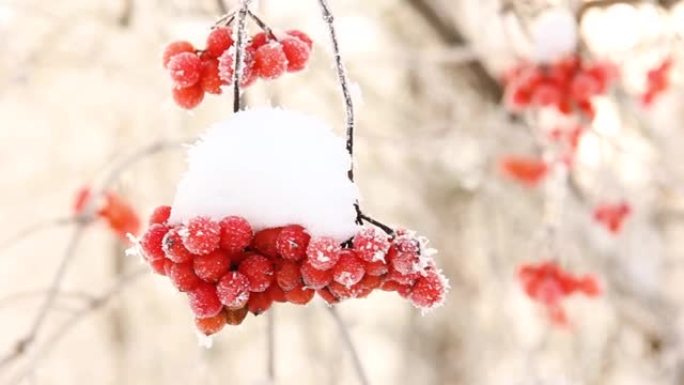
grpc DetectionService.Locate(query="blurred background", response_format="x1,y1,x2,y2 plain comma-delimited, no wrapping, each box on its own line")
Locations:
1,0,684,384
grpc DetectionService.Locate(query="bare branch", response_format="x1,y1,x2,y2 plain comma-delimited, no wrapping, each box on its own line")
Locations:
327,307,370,385
0,217,75,256
267,308,275,382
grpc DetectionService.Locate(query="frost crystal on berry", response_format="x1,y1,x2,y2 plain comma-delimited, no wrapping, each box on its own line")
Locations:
182,216,221,255
353,226,390,262
217,271,250,309
306,237,341,270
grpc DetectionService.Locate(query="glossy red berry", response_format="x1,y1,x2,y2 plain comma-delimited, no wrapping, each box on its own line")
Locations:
193,250,231,282
317,287,339,305
254,43,287,80
163,41,195,68
327,281,356,300
182,216,221,255
300,261,333,289
140,224,169,262
276,261,302,291
281,37,310,72
206,27,233,58
364,259,388,276
409,270,448,310
276,225,310,261
219,216,253,254
150,258,172,276
225,307,249,325
284,285,315,305
172,84,204,109
250,32,270,50
168,52,202,88
195,311,227,336
353,227,390,262
188,283,223,318
267,283,287,303
216,271,250,309
200,59,222,94
238,254,274,292
380,280,412,298
149,205,171,225
333,250,365,287
162,228,195,263
306,237,341,270
167,262,202,292
251,227,283,258
247,290,273,315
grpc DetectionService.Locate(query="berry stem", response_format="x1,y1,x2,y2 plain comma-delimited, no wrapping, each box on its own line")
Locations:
214,11,236,28
327,306,370,385
317,0,363,224
233,0,252,113
359,214,394,235
248,10,278,41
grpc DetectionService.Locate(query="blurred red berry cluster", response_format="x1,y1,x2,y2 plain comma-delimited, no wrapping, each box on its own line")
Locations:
73,186,141,239
138,208,449,335
518,260,601,326
504,55,617,119
642,58,673,106
163,27,312,110
498,155,549,187
593,201,631,234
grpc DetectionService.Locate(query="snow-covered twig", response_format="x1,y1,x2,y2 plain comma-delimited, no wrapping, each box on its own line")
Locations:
327,307,370,385
232,0,252,113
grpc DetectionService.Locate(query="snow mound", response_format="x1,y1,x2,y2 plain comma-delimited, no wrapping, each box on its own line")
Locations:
169,107,360,241
530,8,578,64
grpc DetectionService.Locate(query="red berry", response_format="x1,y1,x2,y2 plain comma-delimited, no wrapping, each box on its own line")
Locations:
140,224,169,261
247,290,273,315
353,227,390,262
301,261,333,289
333,250,365,287
348,274,382,299
327,281,357,300
380,280,412,298
168,52,202,88
306,237,341,270
182,216,221,255
364,259,388,276
571,72,600,102
386,267,419,286
238,254,274,292
499,155,548,187
267,283,287,303
276,261,302,291
219,216,253,254
317,287,339,305
286,30,313,49
217,271,250,309
163,41,195,68
149,205,171,225
387,238,420,275
531,83,562,107
276,225,310,261
225,307,248,325
254,42,287,80
167,262,202,292
195,311,227,336
150,258,172,276
162,228,195,263
217,47,257,87
188,283,223,318
193,250,231,282
252,227,283,258
409,269,448,310
284,285,315,305
250,32,270,50
200,59,222,94
172,84,204,109
206,27,233,58
281,37,310,72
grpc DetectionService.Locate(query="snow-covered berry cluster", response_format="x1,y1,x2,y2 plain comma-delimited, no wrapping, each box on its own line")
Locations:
73,186,140,239
504,55,617,119
137,208,448,335
163,27,312,110
518,260,600,326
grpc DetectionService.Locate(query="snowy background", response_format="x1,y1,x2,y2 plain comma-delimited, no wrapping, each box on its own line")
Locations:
1,0,684,384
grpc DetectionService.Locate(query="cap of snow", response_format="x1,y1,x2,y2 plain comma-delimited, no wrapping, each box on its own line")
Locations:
530,8,578,64
169,107,360,241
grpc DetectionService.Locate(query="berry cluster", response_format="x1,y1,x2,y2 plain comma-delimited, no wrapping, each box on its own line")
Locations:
593,201,631,234
163,27,312,110
504,55,617,119
642,58,673,106
138,208,449,335
73,186,140,239
498,155,549,187
518,260,600,326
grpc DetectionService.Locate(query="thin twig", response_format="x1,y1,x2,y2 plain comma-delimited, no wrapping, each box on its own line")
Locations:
5,269,146,384
267,308,275,382
0,217,75,256
327,307,370,385
248,10,277,41
0,290,95,310
233,1,252,113
317,0,363,225
358,214,394,235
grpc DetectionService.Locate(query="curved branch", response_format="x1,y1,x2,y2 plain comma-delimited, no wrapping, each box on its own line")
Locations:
327,307,370,385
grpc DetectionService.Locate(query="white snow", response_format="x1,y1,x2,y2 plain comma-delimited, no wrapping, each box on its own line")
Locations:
530,8,578,64
169,107,360,241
